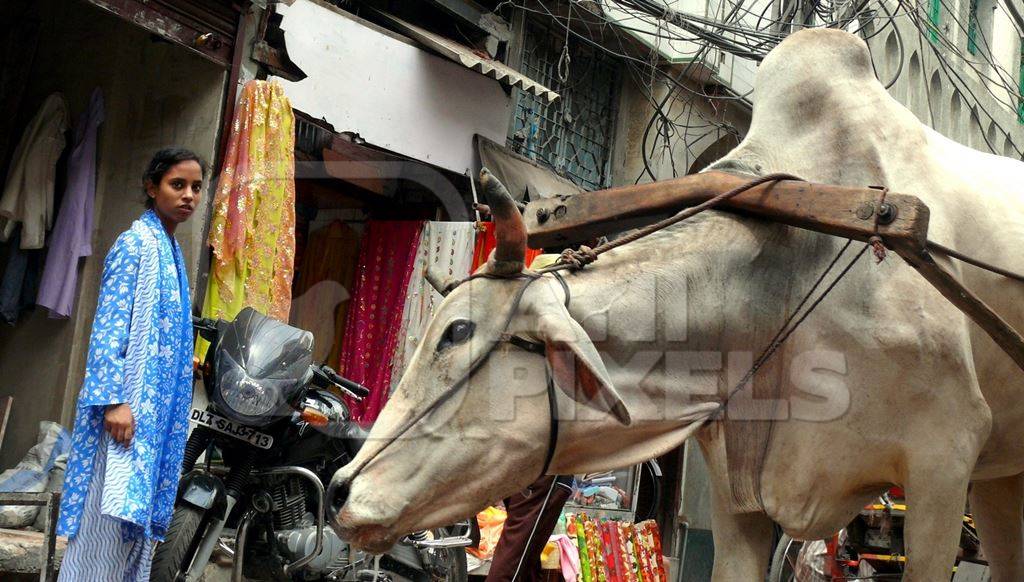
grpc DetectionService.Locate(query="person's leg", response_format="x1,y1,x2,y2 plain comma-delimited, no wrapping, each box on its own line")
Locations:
58,434,147,582
486,476,573,582
126,534,155,582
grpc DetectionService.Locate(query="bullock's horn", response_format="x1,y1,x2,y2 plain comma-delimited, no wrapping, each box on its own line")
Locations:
480,167,526,275
425,265,457,296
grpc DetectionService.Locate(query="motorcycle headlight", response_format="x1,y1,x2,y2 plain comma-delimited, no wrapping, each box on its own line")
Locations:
217,351,295,420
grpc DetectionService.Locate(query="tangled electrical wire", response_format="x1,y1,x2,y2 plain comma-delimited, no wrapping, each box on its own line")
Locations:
498,0,1024,183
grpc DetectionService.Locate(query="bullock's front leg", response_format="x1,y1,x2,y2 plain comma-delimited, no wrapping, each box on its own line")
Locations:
708,485,773,581
901,456,974,581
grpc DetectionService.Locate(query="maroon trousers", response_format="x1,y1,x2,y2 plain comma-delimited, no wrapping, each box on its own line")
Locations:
485,475,573,582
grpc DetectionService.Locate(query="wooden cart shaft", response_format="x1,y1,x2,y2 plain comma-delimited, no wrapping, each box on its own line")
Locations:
523,171,1024,373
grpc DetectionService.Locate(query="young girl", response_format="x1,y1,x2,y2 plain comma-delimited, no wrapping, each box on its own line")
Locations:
57,148,204,580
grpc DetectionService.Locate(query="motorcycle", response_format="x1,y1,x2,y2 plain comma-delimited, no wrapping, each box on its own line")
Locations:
151,307,473,582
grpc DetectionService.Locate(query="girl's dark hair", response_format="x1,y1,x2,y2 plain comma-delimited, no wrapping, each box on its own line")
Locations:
143,147,208,208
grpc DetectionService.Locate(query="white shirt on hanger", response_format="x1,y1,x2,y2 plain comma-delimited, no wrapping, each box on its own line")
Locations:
0,92,69,249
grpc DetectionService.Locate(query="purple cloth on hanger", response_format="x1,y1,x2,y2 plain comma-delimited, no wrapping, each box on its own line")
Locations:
37,88,104,318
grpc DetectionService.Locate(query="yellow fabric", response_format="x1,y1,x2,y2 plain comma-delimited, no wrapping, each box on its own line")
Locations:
540,541,561,569
198,80,296,358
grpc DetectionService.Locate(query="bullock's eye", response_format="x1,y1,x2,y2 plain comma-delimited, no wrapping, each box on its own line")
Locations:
438,319,475,351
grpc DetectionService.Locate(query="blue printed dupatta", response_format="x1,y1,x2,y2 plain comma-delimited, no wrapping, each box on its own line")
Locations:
58,209,193,541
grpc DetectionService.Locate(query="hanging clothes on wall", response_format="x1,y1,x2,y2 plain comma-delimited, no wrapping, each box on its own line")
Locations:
0,225,43,325
289,220,361,365
390,221,475,389
0,92,68,249
471,221,542,272
337,220,423,422
201,80,296,354
37,87,104,318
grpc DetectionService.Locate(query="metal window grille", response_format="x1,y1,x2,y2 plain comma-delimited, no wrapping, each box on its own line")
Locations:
1019,41,1024,123
508,17,620,191
967,0,979,54
928,0,942,43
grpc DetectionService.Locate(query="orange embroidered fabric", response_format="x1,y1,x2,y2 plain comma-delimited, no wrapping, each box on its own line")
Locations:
202,80,296,335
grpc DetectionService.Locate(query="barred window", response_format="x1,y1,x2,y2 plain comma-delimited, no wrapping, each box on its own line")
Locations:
508,17,620,191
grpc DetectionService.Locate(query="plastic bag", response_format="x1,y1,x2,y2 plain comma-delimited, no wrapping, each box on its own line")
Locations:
0,421,70,528
30,452,67,531
466,505,507,560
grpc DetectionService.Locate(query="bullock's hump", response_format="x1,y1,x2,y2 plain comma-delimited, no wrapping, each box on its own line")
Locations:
755,29,874,110
761,28,873,84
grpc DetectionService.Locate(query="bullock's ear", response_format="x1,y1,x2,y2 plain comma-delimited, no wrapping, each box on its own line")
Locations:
536,311,631,425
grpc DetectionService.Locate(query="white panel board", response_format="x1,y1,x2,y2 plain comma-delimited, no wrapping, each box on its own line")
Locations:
272,0,511,173
600,0,701,63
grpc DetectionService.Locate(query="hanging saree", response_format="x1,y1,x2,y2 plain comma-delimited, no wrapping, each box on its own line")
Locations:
201,80,295,353
616,522,639,582
600,521,623,581
638,520,667,582
573,514,592,582
391,221,475,388
584,516,608,582
336,220,423,421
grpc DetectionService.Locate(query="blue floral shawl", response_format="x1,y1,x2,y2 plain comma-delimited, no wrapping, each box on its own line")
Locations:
57,209,193,541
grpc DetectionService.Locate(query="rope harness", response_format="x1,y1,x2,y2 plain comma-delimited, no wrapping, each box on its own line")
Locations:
328,173,1024,548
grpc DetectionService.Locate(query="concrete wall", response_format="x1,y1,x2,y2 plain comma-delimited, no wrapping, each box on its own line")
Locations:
869,0,1024,158
0,0,226,469
610,70,753,186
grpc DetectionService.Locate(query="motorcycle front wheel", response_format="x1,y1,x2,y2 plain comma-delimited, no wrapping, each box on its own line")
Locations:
767,534,801,582
151,505,206,582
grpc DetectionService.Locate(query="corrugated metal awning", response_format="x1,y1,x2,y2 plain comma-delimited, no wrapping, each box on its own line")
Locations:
381,14,560,104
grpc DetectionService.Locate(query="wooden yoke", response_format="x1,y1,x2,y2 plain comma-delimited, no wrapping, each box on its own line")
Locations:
524,170,1024,374
524,170,930,249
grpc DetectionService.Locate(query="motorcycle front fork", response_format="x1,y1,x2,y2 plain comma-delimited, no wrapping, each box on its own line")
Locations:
185,495,239,582
182,443,256,582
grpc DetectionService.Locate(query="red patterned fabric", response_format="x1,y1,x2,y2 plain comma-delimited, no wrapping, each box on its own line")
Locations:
619,521,640,582
601,521,622,580
337,220,424,421
470,221,543,272
564,516,667,582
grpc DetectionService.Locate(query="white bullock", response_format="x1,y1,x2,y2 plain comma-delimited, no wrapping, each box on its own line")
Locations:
331,28,1024,581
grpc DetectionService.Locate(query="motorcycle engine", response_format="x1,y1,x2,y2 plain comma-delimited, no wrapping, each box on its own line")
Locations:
277,525,352,574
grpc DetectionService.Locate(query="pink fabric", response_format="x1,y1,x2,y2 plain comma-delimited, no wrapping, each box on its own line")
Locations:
338,221,423,422
552,534,581,582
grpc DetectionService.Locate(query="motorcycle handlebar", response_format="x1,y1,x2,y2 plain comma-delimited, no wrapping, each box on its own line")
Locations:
192,316,219,342
313,364,371,400
192,316,216,329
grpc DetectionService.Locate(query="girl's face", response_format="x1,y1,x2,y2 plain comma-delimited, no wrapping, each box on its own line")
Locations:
147,160,203,230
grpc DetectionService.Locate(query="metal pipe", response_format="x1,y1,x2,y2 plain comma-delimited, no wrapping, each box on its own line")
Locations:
231,509,257,582
217,539,236,558
402,535,474,550
255,466,325,575
673,521,690,582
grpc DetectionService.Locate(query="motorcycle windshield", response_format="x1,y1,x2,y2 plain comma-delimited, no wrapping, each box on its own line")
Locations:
215,307,314,418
